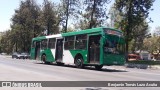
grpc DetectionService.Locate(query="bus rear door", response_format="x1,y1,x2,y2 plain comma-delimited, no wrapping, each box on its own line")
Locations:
55,38,64,62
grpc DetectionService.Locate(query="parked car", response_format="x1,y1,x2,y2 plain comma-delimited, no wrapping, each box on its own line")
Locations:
12,52,21,59
12,52,30,59
20,53,30,59
0,52,7,55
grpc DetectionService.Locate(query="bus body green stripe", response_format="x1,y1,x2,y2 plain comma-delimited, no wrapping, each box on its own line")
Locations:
40,49,55,62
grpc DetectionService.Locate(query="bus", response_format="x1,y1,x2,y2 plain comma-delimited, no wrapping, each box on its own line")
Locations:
30,27,125,70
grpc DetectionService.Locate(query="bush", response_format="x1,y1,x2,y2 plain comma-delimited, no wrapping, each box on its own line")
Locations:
127,60,160,65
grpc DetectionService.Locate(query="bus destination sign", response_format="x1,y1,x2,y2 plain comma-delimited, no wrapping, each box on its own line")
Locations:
104,29,123,36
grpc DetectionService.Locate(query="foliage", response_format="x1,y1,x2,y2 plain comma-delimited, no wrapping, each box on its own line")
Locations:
60,0,80,32
40,0,59,35
114,0,155,60
10,0,41,52
153,26,160,36
128,60,160,65
115,0,154,39
83,0,111,28
0,0,61,53
74,19,90,30
143,36,160,54
74,0,111,30
0,30,13,54
108,5,123,28
130,20,149,52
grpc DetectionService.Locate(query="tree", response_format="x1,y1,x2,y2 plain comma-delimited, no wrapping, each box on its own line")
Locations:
153,26,160,36
1,0,65,53
0,30,14,54
40,0,59,35
131,20,149,53
74,19,90,30
83,0,111,28
108,4,124,29
60,0,80,32
11,0,41,52
143,36,160,60
115,0,155,61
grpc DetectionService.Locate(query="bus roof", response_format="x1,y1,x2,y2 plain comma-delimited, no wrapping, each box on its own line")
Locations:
62,27,122,36
32,36,46,41
32,27,122,41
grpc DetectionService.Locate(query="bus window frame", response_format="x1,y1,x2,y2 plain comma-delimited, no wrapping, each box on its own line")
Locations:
32,41,36,48
75,34,87,50
64,36,75,50
48,38,56,49
41,39,48,49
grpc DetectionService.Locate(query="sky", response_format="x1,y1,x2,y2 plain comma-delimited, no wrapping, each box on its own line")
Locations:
0,0,159,33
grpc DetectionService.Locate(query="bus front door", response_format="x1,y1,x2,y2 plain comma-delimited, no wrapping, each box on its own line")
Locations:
88,35,101,64
55,39,63,62
30,41,41,60
35,41,41,60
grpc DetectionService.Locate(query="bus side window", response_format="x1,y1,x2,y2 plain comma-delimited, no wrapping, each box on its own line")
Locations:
75,34,87,49
32,41,36,48
105,40,109,47
48,38,56,49
41,39,48,49
64,36,74,50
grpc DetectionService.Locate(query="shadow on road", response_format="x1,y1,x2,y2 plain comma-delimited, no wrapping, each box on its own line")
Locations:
35,62,128,73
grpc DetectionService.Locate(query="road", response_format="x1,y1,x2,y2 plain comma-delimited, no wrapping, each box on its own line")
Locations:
0,55,160,90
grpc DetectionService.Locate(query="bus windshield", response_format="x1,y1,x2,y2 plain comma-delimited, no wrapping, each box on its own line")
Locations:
104,35,125,54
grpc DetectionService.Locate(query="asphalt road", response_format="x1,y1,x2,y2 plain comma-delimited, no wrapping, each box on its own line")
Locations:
0,55,160,90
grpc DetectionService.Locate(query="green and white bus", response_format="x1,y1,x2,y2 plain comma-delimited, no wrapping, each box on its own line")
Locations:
30,27,125,70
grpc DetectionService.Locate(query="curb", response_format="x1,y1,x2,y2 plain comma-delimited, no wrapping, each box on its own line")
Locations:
148,65,160,69
126,63,160,70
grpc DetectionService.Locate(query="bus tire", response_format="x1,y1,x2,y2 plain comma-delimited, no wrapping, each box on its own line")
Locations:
95,65,103,70
41,55,50,64
75,56,84,68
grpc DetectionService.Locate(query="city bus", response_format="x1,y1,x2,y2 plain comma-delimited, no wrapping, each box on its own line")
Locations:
30,27,125,70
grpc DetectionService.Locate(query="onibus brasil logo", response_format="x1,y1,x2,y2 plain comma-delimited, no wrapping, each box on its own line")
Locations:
1,82,42,87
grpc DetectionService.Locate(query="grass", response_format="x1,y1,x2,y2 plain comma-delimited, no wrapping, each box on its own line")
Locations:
127,60,160,65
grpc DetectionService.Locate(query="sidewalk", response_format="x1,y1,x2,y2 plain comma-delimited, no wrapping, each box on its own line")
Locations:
148,65,160,69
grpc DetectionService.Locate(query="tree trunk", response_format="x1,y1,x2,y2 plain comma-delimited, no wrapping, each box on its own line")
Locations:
47,21,50,35
33,19,37,37
125,32,129,62
65,0,69,33
16,41,17,52
158,50,160,60
89,0,96,29
125,0,133,62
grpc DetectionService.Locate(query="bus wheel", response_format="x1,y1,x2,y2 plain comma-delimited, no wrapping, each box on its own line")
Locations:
41,55,47,64
95,65,103,70
75,57,84,68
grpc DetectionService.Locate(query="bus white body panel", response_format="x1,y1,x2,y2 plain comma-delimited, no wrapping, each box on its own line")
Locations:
46,34,62,38
63,50,74,64
51,49,56,58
